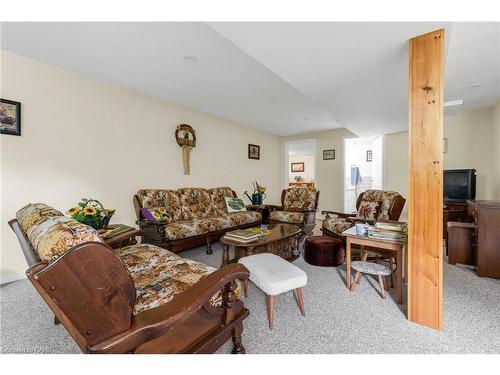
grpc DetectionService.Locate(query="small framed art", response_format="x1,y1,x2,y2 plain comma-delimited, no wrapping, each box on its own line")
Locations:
0,99,21,136
291,162,305,173
323,149,335,160
366,150,373,162
248,144,260,160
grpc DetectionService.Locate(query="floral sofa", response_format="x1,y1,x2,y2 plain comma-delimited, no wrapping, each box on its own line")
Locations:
321,189,406,239
133,187,261,254
10,203,249,354
269,187,320,234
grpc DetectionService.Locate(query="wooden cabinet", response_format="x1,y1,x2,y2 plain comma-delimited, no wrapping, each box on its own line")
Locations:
447,200,500,279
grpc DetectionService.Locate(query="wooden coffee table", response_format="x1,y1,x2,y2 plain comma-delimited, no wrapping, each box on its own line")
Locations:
220,224,303,267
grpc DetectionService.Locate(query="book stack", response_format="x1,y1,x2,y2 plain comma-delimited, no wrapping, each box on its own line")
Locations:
224,229,260,243
367,221,407,242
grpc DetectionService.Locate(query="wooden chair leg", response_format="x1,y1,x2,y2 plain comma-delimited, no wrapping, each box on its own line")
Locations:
206,236,212,255
266,295,275,329
230,323,246,354
378,275,386,298
54,315,60,325
243,279,248,297
295,288,305,316
389,257,395,288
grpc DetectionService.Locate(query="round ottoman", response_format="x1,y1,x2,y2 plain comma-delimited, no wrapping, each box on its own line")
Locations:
304,236,345,267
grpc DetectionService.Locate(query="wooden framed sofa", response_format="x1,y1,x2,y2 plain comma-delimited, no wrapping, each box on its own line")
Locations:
133,187,261,254
9,203,250,354
269,187,320,234
321,189,406,241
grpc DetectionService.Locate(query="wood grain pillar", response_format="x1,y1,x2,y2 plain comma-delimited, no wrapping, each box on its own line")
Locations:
407,29,444,330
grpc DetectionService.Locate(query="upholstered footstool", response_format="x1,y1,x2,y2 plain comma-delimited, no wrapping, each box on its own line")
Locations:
304,236,345,267
239,253,307,329
350,261,392,298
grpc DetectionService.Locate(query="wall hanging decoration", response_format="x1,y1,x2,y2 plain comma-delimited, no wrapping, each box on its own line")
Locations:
0,98,21,136
175,124,196,175
291,162,305,173
366,150,373,162
248,144,260,160
323,149,335,160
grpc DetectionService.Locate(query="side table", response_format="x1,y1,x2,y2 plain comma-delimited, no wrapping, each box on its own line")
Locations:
99,224,143,249
246,204,278,224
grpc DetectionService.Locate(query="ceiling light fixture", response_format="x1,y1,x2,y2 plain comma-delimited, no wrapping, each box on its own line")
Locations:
184,55,199,63
444,99,463,107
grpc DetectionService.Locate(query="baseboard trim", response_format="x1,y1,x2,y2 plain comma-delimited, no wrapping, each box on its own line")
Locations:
0,271,27,285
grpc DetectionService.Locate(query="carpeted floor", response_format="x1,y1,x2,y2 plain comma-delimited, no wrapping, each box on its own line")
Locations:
1,232,500,354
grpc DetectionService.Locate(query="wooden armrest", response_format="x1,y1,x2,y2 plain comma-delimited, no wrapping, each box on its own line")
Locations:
136,219,165,227
321,210,356,219
447,221,477,230
346,217,375,225
266,205,282,210
88,263,250,354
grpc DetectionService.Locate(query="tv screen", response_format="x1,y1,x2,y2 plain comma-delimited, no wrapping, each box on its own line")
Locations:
444,169,476,201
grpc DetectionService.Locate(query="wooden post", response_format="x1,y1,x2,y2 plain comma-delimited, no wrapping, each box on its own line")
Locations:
407,29,444,330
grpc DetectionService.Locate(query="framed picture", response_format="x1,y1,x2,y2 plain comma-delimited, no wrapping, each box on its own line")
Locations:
366,150,373,162
323,149,335,160
0,99,21,136
248,144,260,160
291,162,305,173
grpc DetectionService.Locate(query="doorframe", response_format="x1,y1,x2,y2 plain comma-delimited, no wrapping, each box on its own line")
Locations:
282,139,317,189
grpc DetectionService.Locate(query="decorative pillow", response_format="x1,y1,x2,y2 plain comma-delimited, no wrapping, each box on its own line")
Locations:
26,216,102,262
224,197,247,213
356,201,381,221
289,201,309,210
140,207,172,223
16,203,64,233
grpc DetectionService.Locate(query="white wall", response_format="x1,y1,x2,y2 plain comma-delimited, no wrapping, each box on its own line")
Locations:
384,104,499,220
0,50,282,283
289,154,315,183
371,135,384,190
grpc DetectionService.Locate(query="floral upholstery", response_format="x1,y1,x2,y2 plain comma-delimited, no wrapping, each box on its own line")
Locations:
26,215,102,262
322,217,353,235
224,211,261,226
356,201,380,221
116,244,240,314
269,210,305,224
283,187,317,210
177,188,213,220
357,190,401,221
16,203,64,233
136,189,183,222
208,187,234,215
162,212,261,240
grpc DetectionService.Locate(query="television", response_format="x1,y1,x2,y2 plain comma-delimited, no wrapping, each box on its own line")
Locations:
444,169,476,202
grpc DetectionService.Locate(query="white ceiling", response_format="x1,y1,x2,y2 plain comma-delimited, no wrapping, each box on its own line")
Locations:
1,22,499,136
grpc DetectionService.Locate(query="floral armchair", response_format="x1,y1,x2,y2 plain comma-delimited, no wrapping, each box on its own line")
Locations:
321,190,406,240
269,187,320,233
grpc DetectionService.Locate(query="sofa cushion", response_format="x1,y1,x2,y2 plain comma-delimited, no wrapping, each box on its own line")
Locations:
140,207,172,223
358,190,401,221
177,188,212,220
223,211,261,226
356,200,381,221
163,218,212,240
27,216,102,262
136,189,183,221
208,187,234,215
116,244,240,315
283,188,317,210
322,217,353,235
270,210,305,224
16,203,64,233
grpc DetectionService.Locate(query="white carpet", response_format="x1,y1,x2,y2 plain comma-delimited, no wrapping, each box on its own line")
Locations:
1,239,499,354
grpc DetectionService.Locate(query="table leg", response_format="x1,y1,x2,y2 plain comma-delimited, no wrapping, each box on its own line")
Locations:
396,245,403,304
346,239,352,290
221,244,230,267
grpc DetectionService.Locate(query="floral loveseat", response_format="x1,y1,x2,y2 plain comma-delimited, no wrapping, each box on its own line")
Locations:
133,187,261,254
9,203,249,354
269,187,320,234
321,189,406,239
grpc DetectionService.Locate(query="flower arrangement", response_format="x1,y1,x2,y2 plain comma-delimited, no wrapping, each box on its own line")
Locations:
68,198,115,230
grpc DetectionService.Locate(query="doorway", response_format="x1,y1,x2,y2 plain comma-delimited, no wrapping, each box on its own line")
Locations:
284,140,317,189
343,136,384,212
